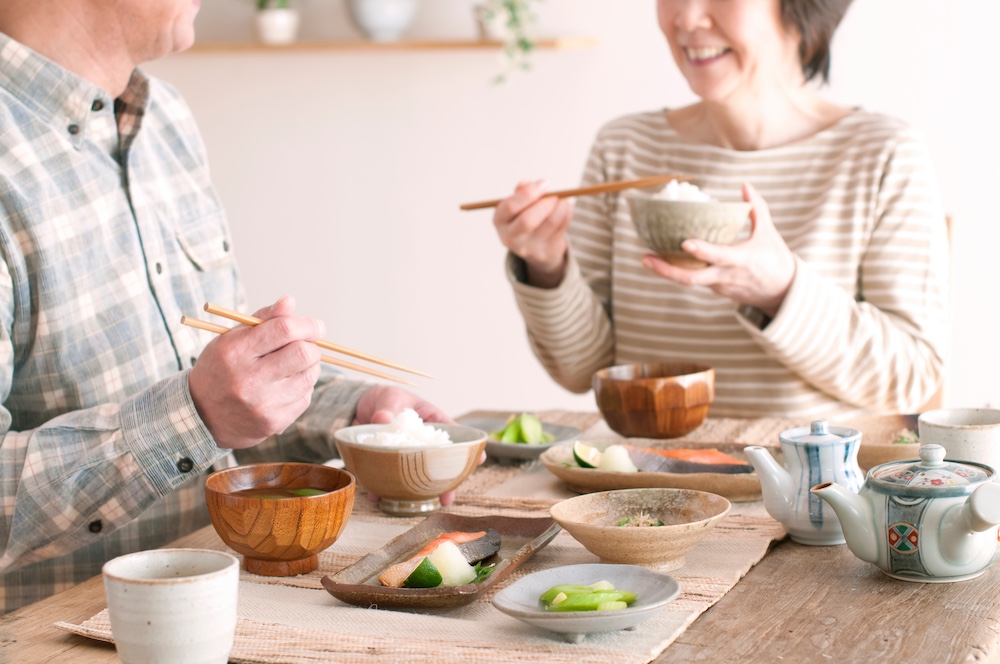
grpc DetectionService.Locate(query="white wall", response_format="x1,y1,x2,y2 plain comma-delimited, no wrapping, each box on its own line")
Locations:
144,0,999,418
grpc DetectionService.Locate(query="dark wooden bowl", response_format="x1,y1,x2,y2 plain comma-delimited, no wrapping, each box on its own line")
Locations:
593,363,714,439
204,463,355,577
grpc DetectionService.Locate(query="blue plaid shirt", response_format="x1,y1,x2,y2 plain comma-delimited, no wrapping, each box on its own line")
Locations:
0,32,367,613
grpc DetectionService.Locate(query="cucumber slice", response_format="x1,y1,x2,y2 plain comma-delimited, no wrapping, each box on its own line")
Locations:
596,601,628,611
587,580,615,592
573,441,602,468
519,413,545,444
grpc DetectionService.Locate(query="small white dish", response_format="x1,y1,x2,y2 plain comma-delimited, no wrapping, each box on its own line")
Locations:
491,563,681,643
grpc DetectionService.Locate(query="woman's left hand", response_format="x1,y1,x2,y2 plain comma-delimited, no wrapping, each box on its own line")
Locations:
642,182,796,318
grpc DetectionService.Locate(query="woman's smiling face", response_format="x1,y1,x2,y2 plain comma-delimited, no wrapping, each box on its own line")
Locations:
657,0,803,103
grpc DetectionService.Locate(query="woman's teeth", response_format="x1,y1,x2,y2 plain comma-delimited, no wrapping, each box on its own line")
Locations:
685,47,728,61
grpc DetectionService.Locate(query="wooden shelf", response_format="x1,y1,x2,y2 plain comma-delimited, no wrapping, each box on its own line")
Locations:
185,36,597,54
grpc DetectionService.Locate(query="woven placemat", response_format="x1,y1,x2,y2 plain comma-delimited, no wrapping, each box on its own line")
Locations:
56,413,791,663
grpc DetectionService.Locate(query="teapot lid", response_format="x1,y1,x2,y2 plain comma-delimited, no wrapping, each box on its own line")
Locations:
779,420,860,445
869,444,992,495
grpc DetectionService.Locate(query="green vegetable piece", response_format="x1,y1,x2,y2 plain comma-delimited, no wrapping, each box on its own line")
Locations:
546,591,630,612
538,584,590,603
500,420,522,443
519,413,546,444
288,488,327,497
473,562,496,584
596,600,628,611
402,556,443,588
587,580,615,591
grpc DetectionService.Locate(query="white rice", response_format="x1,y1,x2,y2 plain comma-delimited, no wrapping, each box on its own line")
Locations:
355,408,453,447
651,179,714,202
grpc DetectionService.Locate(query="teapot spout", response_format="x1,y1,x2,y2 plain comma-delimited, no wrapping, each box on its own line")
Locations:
940,482,1000,564
745,446,794,524
810,482,879,563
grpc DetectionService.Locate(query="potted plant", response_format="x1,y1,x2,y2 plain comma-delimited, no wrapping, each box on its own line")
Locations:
253,0,301,45
474,0,541,81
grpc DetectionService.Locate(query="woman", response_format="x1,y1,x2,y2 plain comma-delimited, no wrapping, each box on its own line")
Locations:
492,0,947,418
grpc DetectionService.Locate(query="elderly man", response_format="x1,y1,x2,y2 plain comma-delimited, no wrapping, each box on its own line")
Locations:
0,0,447,613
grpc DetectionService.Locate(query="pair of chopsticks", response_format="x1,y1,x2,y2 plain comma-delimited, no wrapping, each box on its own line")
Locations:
181,303,429,386
458,174,694,211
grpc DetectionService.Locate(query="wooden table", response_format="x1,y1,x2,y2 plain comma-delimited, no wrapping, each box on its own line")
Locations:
2,412,999,663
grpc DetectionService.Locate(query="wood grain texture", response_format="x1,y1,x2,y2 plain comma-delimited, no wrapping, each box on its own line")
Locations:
664,537,1000,662
204,463,355,576
593,363,715,438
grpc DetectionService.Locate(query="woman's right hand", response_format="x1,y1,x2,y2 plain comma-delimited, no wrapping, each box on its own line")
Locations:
492,180,573,288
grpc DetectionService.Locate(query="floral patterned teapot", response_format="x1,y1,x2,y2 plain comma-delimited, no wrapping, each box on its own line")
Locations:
811,444,1000,582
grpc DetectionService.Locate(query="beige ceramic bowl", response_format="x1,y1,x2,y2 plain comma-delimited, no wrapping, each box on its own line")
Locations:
845,413,920,471
593,362,714,439
549,488,731,571
204,462,355,577
627,196,751,268
334,422,487,517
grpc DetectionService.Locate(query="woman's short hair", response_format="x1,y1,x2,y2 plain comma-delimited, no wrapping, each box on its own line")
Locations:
781,0,854,83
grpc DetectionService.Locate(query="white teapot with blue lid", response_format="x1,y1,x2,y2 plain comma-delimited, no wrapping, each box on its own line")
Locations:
812,444,1000,582
745,420,864,546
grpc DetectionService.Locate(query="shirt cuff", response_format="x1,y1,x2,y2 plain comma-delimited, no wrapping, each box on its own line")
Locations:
119,370,222,495
735,255,824,347
506,250,581,303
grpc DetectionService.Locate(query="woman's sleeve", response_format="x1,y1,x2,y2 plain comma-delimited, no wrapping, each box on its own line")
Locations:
506,135,618,393
737,132,948,412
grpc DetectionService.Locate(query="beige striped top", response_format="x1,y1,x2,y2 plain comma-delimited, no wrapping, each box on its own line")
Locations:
507,109,949,419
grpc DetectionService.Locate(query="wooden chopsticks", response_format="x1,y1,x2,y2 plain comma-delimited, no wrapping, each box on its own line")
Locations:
459,174,694,211
181,302,430,387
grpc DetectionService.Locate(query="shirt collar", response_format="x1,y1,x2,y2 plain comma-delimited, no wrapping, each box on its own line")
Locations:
0,31,150,146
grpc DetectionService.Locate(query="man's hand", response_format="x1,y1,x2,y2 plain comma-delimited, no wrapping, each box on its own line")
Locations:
189,295,324,449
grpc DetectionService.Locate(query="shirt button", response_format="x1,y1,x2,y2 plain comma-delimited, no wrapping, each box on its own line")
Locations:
68,124,80,135
88,520,103,533
91,99,105,112
155,262,163,275
190,356,197,367
222,240,230,252
177,457,194,473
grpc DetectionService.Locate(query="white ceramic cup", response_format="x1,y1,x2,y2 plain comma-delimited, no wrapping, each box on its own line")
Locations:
102,548,240,664
918,408,1000,474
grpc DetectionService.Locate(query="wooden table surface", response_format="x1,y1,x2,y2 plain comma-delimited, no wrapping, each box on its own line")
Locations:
2,413,1000,663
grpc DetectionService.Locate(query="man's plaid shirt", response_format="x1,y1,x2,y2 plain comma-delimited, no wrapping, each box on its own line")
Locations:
0,32,366,613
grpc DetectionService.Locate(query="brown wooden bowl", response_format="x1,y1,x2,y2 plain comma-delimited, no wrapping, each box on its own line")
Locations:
204,463,355,577
593,363,714,438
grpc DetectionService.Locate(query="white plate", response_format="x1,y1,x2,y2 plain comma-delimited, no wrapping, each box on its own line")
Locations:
459,417,582,463
491,563,681,643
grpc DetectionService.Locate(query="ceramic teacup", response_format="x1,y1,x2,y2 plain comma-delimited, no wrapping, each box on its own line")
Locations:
102,548,240,664
918,408,1000,474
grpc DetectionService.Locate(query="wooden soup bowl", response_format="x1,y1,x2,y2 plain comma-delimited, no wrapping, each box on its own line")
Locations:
204,463,355,576
593,363,714,439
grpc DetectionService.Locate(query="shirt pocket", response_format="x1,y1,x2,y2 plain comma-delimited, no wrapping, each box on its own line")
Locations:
174,211,235,272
